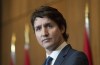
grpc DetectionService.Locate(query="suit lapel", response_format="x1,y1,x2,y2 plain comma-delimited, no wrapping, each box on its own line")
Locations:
54,44,72,65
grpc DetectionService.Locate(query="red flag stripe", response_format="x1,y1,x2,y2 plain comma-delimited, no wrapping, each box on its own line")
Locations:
24,48,30,65
11,58,14,65
84,28,93,65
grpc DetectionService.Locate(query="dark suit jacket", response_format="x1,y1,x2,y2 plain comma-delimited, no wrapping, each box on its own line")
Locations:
43,44,89,65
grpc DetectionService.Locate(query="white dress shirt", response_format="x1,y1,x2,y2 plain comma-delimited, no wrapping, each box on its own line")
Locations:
46,41,67,65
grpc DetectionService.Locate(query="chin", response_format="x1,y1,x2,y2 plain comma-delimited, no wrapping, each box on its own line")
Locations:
45,45,55,51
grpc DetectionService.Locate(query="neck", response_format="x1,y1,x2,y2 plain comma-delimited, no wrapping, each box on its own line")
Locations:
46,50,52,55
46,39,65,55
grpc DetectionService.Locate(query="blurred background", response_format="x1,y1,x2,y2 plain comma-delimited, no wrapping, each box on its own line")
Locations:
0,0,100,65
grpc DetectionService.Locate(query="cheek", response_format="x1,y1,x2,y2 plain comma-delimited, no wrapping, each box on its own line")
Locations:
35,33,41,43
50,29,61,38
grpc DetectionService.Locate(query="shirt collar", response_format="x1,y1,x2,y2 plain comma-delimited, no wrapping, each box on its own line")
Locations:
46,41,67,60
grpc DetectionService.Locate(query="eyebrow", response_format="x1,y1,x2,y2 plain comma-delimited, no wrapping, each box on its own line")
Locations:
44,23,51,26
35,22,52,27
34,25,41,29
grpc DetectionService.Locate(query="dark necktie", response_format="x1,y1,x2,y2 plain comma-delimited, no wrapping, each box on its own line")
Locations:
45,56,53,65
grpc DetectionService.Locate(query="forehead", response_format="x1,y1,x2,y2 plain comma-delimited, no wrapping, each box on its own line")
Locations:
34,17,56,27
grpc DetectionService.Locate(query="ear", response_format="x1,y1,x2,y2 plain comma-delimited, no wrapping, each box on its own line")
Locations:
61,26,65,34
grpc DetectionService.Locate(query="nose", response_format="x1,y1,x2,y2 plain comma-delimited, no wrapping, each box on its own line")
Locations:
41,27,49,37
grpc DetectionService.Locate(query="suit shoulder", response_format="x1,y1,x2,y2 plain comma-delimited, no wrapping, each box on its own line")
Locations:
64,49,89,65
68,49,89,65
68,48,87,59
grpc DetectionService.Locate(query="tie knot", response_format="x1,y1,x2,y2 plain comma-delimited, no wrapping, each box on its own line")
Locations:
45,56,53,65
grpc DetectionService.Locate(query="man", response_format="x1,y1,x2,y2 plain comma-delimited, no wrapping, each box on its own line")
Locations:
31,6,89,65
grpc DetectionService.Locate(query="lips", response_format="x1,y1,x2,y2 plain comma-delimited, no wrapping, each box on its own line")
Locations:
42,38,51,43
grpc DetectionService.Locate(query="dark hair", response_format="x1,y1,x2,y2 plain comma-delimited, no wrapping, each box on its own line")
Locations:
31,6,69,41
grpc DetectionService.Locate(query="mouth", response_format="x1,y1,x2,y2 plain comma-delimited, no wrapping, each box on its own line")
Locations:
42,38,51,43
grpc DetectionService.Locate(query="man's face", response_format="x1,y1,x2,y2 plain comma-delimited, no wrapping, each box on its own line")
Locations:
34,17,64,50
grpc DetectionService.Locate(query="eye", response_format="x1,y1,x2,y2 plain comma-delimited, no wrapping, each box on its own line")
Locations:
35,26,41,31
46,24,53,29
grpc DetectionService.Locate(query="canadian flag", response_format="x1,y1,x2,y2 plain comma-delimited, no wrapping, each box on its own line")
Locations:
24,24,30,65
10,58,14,65
84,28,93,65
11,33,16,65
84,3,93,65
24,44,30,65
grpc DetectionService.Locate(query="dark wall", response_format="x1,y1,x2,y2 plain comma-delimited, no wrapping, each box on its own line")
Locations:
0,0,2,64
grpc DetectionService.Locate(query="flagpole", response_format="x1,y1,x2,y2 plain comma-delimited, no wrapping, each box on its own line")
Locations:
25,24,29,50
11,33,16,65
85,3,89,38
